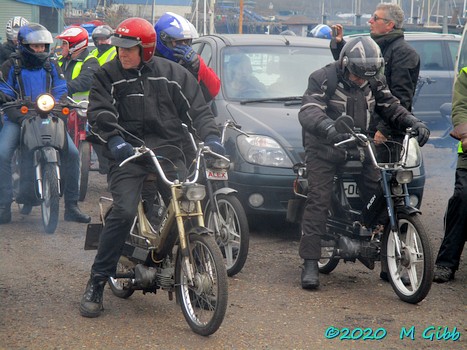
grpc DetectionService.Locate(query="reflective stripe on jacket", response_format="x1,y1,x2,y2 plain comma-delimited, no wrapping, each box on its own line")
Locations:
90,47,116,66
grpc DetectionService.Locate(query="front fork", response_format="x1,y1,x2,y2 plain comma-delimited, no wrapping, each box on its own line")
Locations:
33,148,62,199
380,171,409,259
172,185,206,286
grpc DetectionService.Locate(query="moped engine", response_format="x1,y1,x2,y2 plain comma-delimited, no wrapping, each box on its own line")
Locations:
337,236,361,259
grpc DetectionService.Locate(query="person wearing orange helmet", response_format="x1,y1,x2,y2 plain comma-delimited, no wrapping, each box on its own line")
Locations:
56,26,99,101
79,17,223,318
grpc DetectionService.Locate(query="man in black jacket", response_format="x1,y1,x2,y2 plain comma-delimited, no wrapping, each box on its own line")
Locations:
331,2,420,142
298,37,429,290
79,17,224,318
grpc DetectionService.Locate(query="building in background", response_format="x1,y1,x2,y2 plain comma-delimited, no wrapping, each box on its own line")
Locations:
1,0,65,40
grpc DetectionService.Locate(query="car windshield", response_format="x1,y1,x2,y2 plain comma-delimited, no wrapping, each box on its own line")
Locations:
222,45,333,101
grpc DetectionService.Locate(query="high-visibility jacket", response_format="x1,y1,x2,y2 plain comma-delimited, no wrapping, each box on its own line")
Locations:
90,46,116,66
58,54,96,101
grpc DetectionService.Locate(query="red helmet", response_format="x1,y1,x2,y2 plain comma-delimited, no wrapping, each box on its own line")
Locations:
112,17,155,62
56,26,89,55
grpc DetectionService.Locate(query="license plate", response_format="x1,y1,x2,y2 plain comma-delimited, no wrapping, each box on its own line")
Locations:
343,181,359,198
206,168,228,180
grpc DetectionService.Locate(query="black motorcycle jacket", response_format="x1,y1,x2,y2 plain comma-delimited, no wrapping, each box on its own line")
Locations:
87,56,220,159
299,62,422,151
0,41,16,66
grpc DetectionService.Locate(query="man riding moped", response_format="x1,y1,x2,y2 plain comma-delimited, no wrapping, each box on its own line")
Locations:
298,36,430,290
0,23,90,225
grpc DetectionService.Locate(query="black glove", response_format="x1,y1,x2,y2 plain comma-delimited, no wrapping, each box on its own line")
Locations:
326,125,350,145
412,122,430,147
4,105,25,124
204,135,225,155
107,135,134,162
173,45,200,72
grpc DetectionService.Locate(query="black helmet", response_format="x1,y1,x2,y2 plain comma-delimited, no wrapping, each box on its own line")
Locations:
338,36,384,79
17,23,53,67
92,25,113,44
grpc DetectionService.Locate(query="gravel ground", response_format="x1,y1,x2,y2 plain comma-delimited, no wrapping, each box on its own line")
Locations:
0,144,465,350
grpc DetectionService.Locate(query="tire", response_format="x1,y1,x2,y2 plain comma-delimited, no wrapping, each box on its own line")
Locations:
318,239,340,274
41,163,60,234
205,194,249,276
108,259,135,299
175,233,228,336
78,141,91,202
382,213,433,304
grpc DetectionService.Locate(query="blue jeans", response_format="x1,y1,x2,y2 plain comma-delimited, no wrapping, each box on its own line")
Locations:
0,120,80,206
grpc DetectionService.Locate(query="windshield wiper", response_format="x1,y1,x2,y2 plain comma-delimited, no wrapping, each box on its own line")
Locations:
239,96,302,105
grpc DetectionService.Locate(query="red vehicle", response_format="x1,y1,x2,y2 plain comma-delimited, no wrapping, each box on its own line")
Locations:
67,103,91,201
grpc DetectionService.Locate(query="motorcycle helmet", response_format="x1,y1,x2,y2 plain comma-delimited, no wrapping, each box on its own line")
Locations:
17,23,53,67
92,25,113,45
112,17,156,62
310,24,332,39
92,25,114,53
338,36,384,79
154,12,199,62
6,16,29,42
56,26,89,57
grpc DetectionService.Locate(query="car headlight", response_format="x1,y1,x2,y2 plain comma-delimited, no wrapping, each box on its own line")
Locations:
404,138,422,168
236,134,293,167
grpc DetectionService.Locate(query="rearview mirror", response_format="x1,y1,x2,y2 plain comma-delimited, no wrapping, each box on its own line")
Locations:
439,102,452,117
335,114,354,133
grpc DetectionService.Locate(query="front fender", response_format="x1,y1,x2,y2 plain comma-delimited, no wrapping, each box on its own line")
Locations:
204,187,237,213
36,147,60,163
395,205,421,216
187,226,213,237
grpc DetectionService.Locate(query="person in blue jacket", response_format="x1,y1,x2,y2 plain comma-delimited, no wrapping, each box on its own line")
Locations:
0,23,90,224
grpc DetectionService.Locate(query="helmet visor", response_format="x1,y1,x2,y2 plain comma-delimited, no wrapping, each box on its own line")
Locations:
22,29,53,45
349,57,384,78
111,35,140,48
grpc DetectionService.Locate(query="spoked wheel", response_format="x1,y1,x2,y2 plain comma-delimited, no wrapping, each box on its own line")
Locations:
382,213,433,304
206,194,249,276
175,233,228,336
41,163,60,234
108,259,135,299
78,141,91,202
318,239,339,274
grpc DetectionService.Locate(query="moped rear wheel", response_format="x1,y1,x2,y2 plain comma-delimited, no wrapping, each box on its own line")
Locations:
206,194,249,276
41,163,60,234
78,141,91,202
383,213,433,304
175,233,228,336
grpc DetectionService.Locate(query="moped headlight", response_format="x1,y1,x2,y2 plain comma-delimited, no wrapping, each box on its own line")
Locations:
182,183,206,201
36,94,55,113
404,138,422,168
395,169,413,184
206,157,230,169
237,134,292,167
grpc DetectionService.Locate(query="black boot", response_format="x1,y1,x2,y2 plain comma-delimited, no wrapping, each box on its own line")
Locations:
79,273,107,318
64,201,91,223
301,259,319,289
0,204,11,224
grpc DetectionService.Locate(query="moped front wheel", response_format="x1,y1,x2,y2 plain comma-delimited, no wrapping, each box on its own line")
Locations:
175,233,228,336
78,141,91,202
383,213,433,304
41,163,60,234
206,194,249,276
